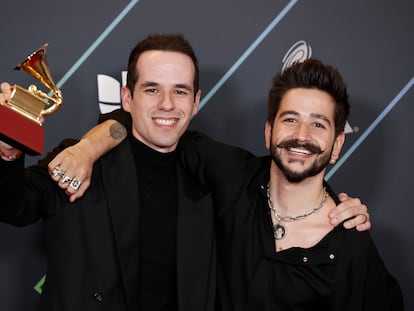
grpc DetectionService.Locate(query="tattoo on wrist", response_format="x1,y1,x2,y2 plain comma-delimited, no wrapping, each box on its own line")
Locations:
109,122,127,140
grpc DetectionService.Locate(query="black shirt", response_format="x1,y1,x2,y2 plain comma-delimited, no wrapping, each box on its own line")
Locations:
130,136,178,311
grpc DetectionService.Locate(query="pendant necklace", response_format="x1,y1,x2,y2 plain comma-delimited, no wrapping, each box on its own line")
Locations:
266,183,329,240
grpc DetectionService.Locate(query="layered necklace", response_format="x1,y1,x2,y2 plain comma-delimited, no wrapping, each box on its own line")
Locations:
266,183,329,240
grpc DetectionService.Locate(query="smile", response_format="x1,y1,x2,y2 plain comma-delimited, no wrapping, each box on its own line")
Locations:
288,147,312,155
153,118,178,126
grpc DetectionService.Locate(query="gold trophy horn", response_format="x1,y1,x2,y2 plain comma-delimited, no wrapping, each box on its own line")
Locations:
0,43,63,155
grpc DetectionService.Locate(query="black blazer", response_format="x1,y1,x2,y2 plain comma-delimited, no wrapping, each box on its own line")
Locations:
0,137,216,311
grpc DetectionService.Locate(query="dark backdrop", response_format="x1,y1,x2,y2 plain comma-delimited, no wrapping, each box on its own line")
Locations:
1,0,412,309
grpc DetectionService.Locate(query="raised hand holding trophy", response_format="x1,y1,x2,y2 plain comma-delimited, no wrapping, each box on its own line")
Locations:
0,44,63,155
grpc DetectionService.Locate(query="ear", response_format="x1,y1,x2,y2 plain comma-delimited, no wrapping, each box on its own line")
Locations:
264,121,272,151
331,131,345,161
121,86,132,112
191,89,201,116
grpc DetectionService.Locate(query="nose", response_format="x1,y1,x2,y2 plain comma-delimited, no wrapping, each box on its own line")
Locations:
293,123,311,141
158,93,175,111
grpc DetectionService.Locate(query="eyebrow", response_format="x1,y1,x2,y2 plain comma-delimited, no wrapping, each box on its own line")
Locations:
140,81,193,92
280,110,331,126
140,81,158,88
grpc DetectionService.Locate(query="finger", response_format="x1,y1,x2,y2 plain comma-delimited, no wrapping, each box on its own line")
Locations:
0,141,23,161
329,199,367,227
329,197,365,218
343,213,371,230
49,163,60,178
59,166,77,189
0,82,12,99
58,174,73,190
50,165,65,182
0,141,15,150
330,205,359,226
356,220,371,232
64,176,85,197
50,153,77,185
48,151,68,175
68,179,89,202
66,178,82,193
338,192,350,201
63,168,88,192
1,153,18,161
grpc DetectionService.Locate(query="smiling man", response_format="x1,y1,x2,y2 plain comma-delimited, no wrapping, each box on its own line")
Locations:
268,87,344,183
123,48,200,152
176,59,404,309
0,34,216,311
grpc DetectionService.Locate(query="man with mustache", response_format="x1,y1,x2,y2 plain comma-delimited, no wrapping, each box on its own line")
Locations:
178,59,403,309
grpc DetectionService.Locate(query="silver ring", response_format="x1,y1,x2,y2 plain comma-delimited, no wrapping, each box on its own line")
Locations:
60,175,73,184
52,166,65,177
69,178,82,190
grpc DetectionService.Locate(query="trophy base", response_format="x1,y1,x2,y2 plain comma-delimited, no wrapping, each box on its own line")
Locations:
0,104,44,155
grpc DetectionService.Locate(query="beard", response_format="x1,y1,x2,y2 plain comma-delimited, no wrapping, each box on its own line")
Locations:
271,138,331,183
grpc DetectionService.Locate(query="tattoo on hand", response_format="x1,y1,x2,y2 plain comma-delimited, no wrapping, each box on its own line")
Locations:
110,123,127,140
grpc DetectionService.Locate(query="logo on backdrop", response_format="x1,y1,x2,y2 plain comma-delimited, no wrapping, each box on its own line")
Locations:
281,40,355,134
281,40,312,73
97,71,127,113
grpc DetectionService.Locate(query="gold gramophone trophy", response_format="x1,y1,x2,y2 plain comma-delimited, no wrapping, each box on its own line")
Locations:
0,43,63,155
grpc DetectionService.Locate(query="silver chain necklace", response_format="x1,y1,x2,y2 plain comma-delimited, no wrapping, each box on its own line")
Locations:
266,183,329,240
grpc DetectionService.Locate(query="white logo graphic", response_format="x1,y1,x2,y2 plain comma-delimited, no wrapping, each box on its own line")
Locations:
281,40,355,134
97,71,127,113
281,40,312,72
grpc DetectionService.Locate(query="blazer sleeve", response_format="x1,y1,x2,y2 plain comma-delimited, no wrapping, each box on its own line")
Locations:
178,131,258,192
0,138,78,226
334,230,404,310
99,108,132,133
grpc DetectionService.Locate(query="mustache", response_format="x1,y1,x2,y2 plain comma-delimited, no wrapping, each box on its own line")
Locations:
276,139,324,154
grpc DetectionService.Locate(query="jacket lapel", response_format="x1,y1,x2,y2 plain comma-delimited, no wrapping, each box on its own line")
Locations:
100,140,140,310
175,166,216,311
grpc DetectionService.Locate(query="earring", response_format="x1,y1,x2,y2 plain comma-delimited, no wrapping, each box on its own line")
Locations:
329,155,337,165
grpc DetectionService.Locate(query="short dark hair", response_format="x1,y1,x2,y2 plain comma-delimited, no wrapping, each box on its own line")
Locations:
126,33,199,99
267,59,350,136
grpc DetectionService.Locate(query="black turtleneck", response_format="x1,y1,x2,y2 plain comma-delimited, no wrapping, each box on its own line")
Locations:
130,136,178,311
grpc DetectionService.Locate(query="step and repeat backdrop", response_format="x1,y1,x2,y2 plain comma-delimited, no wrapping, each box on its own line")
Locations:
1,0,413,309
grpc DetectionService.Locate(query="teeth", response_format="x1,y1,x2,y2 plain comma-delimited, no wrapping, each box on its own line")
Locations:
289,147,311,155
154,118,176,125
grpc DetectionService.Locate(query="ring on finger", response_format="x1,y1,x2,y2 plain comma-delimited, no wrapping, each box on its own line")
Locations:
60,175,72,184
52,166,65,177
69,178,82,190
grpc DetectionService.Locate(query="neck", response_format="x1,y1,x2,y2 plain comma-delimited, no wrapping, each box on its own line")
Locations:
268,162,326,215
